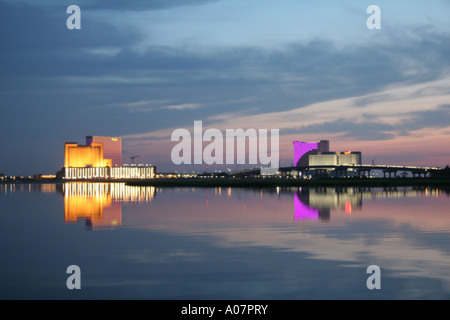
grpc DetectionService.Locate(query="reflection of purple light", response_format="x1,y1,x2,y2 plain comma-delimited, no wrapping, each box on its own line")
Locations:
293,141,318,166
295,193,319,221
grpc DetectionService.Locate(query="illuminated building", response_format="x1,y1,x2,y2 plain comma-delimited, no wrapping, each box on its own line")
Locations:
338,151,362,166
64,142,112,168
64,165,155,180
293,140,329,166
293,140,361,167
309,151,362,166
63,136,155,180
86,136,122,167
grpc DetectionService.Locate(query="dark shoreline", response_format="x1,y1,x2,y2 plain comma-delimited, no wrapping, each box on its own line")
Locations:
2,178,449,189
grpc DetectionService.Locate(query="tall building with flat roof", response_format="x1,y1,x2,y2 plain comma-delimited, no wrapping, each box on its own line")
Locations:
293,140,361,168
86,136,122,167
309,151,362,166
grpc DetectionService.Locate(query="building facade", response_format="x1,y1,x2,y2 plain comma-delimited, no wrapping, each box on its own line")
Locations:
64,142,112,168
293,140,330,167
309,151,362,166
64,165,155,180
86,136,122,167
63,136,155,180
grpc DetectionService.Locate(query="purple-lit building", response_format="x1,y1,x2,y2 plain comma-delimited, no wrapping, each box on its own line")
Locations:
293,140,329,167
293,140,361,168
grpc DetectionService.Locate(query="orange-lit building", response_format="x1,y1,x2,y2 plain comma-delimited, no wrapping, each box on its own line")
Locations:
63,136,155,180
86,136,122,167
64,142,112,168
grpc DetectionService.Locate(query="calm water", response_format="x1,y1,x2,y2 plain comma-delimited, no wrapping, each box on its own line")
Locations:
1,182,449,300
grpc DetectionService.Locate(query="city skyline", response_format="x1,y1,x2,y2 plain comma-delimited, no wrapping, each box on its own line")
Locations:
1,0,450,176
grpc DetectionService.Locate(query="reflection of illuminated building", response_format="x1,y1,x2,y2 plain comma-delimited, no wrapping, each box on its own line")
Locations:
63,182,155,230
295,188,363,222
295,189,331,221
64,183,121,230
294,193,319,220
63,136,155,180
293,186,445,222
307,188,362,210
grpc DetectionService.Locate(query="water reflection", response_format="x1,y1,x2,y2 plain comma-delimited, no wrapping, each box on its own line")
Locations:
1,183,445,230
62,183,155,230
0,183,57,193
293,187,443,222
56,183,448,229
1,182,449,299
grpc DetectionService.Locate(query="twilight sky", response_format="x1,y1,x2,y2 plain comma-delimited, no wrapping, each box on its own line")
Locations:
1,0,450,175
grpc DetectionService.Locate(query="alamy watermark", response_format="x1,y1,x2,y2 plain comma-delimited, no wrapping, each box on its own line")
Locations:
65,5,379,31
66,5,81,30
366,265,381,290
66,265,81,289
367,5,381,30
171,121,280,174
